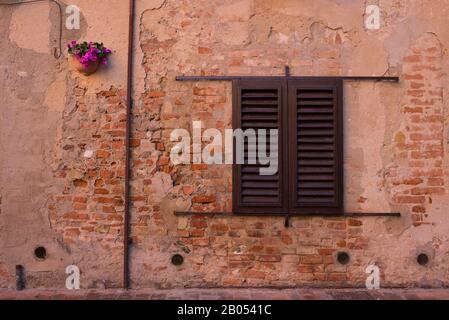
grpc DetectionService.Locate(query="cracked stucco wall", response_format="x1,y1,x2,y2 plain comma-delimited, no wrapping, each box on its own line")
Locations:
0,0,129,289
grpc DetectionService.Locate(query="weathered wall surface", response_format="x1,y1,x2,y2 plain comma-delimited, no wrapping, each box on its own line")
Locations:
1,0,449,290
0,0,129,289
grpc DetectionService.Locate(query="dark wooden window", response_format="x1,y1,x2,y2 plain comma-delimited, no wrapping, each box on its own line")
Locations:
288,79,343,215
233,79,343,215
232,80,288,214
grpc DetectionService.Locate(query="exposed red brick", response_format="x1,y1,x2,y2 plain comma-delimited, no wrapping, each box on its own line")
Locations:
328,273,348,282
147,91,166,98
198,47,213,54
300,255,323,264
102,206,116,213
193,87,219,96
210,223,229,233
258,255,281,262
192,195,216,204
404,74,424,80
73,203,87,210
73,196,87,203
246,230,265,238
63,212,89,220
280,231,293,245
229,254,255,262
412,206,426,213
427,178,444,186
327,222,346,230
190,220,207,228
65,228,81,237
244,270,266,279
411,187,445,195
182,185,194,195
189,229,205,237
73,179,88,188
318,248,335,255
411,151,442,159
394,196,426,204
130,139,141,147
404,107,423,113
192,238,209,247
403,55,422,63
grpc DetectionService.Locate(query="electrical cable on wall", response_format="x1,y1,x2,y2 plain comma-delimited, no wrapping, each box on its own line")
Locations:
0,0,63,59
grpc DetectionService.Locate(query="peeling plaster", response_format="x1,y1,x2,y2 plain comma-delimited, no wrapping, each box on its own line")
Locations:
9,1,51,54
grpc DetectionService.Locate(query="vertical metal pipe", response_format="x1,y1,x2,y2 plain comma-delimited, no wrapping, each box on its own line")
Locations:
124,0,135,290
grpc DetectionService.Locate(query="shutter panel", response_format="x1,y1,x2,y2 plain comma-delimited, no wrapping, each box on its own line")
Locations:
288,79,343,215
233,80,287,214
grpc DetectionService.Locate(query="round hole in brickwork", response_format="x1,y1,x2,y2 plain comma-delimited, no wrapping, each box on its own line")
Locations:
171,254,184,266
417,253,429,266
34,246,47,260
337,252,350,265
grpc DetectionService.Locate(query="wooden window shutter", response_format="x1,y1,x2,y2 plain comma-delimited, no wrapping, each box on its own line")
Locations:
288,79,343,215
232,80,288,214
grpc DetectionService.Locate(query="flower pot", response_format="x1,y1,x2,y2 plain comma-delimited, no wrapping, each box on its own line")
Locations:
69,55,100,76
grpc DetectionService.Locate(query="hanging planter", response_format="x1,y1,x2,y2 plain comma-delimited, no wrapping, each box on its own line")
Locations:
69,55,100,75
67,41,112,76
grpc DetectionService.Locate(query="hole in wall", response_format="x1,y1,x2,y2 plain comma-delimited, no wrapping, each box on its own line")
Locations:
417,253,429,266
171,254,184,266
337,251,350,265
34,246,47,260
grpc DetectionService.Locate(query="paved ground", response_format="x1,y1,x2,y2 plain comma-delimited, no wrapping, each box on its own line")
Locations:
1,288,449,300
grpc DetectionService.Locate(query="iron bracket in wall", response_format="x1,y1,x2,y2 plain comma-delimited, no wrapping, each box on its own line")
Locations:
284,215,291,228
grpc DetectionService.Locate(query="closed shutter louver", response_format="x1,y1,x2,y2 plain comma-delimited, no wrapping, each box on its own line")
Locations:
233,80,287,214
289,79,343,215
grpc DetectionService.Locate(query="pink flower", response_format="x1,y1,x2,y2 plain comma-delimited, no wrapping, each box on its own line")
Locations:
68,41,112,69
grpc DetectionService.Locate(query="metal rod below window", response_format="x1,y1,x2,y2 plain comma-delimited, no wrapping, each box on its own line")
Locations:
174,211,401,217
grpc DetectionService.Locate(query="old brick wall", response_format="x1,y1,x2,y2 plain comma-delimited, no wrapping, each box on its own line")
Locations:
1,0,449,290
0,0,129,289
129,0,449,288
